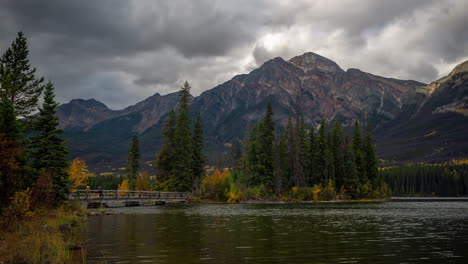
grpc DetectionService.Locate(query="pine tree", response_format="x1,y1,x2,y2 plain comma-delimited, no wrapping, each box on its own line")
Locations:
343,139,358,196
273,133,283,194
0,100,24,207
155,110,177,184
170,81,194,192
246,102,276,189
246,123,261,186
0,32,43,207
308,126,317,186
330,120,345,190
363,122,378,185
326,132,335,185
30,82,69,202
352,120,367,184
285,116,294,189
292,117,307,187
257,102,275,189
0,32,45,117
126,134,140,190
315,118,328,185
192,113,206,193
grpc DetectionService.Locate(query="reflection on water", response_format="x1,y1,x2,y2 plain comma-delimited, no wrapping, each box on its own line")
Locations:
82,202,468,263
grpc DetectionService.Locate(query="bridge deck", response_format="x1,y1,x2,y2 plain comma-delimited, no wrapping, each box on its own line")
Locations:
69,190,191,201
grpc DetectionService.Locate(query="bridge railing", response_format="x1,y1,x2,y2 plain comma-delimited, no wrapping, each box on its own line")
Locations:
68,190,192,200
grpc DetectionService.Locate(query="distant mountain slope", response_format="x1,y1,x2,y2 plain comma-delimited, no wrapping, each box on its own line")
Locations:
376,60,468,163
56,52,468,171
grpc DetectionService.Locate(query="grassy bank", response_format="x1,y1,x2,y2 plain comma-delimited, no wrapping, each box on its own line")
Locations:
0,202,87,264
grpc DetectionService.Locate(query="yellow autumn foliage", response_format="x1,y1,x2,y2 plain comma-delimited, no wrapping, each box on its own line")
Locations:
67,158,93,189
202,170,230,201
117,179,129,196
136,172,151,191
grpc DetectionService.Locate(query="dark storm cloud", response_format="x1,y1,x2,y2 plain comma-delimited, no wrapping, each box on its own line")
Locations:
0,0,467,109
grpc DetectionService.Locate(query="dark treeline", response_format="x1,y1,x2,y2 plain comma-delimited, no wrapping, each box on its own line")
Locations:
230,102,390,199
88,174,127,190
380,160,468,197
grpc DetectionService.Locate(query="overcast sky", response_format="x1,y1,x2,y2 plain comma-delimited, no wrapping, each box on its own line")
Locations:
1,0,467,109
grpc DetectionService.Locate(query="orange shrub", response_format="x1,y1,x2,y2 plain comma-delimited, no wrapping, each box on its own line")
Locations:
136,172,151,191
117,179,129,197
201,170,230,201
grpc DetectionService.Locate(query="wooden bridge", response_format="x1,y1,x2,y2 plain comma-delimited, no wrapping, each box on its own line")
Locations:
69,190,192,208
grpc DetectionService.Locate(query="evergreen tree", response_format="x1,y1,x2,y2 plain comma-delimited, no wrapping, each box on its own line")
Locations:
315,118,328,185
257,102,275,190
273,133,283,194
343,139,358,196
0,32,45,117
0,32,43,207
307,127,317,186
30,82,69,202
155,110,177,183
192,113,206,193
0,100,24,207
326,132,335,185
292,117,307,187
246,102,275,189
169,81,194,192
330,120,345,189
246,123,261,186
363,122,378,185
283,117,294,189
126,134,140,190
0,100,21,139
352,120,367,184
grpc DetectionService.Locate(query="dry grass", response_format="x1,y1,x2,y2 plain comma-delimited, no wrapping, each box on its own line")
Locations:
0,202,87,264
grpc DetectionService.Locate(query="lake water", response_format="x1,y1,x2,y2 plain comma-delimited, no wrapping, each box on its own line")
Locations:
82,202,468,263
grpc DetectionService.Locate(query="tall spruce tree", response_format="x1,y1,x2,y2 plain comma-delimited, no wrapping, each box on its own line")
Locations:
326,132,335,185
0,100,24,207
257,102,275,189
330,120,345,189
126,134,140,190
363,122,378,185
0,32,44,207
315,119,328,185
352,120,367,184
343,139,358,196
283,116,294,189
292,117,307,187
273,133,283,194
170,81,194,192
0,32,45,118
192,113,206,193
308,127,317,186
155,110,177,183
246,123,261,186
30,82,69,202
246,102,275,189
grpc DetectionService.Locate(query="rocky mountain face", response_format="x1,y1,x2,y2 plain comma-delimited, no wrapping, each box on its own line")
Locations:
56,52,468,171
190,53,426,144
57,92,181,132
375,60,468,163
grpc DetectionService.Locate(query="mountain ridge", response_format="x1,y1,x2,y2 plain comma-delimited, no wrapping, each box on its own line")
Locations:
57,52,468,171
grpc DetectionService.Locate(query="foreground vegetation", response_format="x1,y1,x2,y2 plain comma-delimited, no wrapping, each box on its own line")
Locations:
380,159,468,197
0,33,87,263
0,198,86,264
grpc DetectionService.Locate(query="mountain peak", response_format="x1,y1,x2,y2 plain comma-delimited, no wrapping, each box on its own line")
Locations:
449,60,468,77
68,98,109,110
289,52,343,73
